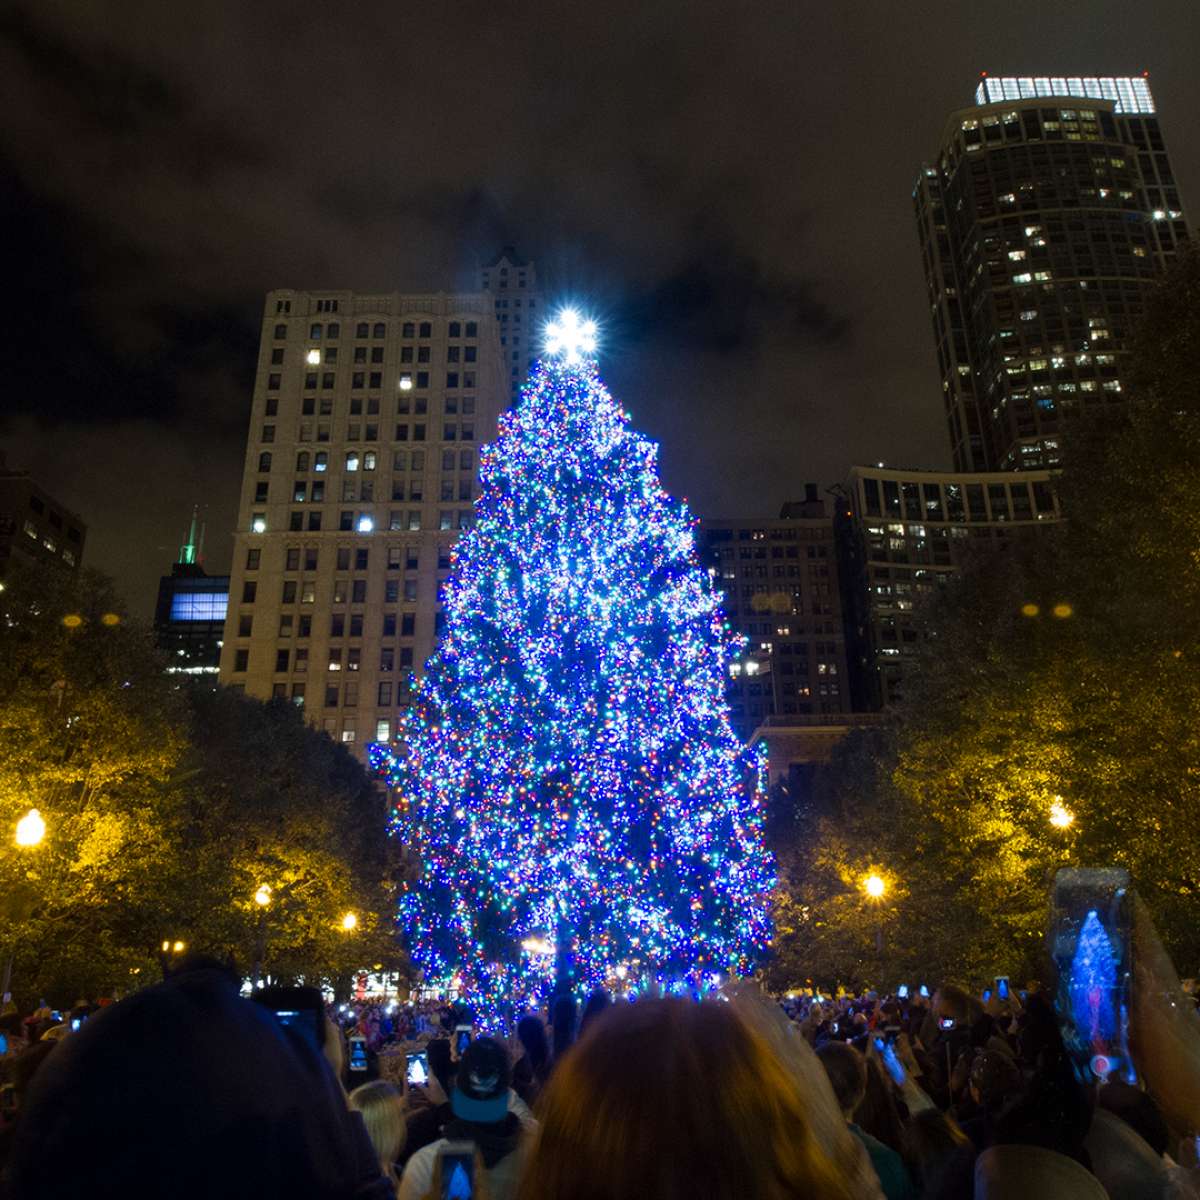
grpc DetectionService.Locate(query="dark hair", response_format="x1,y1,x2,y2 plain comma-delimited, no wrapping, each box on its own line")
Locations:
551,995,577,1061
4,968,382,1199
907,1108,971,1190
517,999,854,1200
816,1041,867,1115
517,1015,549,1073
853,1052,909,1157
578,990,610,1038
427,1036,455,1095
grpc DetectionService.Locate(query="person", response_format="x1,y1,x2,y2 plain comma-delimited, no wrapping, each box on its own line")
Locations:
817,1041,918,1200
577,989,609,1039
511,1014,550,1108
959,1050,1022,1154
2,966,393,1199
550,995,576,1066
401,1037,453,1167
349,1081,406,1194
399,1037,530,1200
516,997,861,1200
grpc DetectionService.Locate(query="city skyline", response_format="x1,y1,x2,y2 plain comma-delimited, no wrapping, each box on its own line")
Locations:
4,1,1198,618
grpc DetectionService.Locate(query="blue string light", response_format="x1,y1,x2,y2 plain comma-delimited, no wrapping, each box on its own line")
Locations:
370,334,774,1024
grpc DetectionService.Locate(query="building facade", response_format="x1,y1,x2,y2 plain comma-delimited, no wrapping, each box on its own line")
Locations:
0,460,86,578
480,249,543,404
839,464,1062,708
699,487,851,742
915,75,1188,473
154,512,229,679
217,288,509,755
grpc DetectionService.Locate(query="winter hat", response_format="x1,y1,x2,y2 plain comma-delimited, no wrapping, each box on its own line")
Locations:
451,1037,511,1124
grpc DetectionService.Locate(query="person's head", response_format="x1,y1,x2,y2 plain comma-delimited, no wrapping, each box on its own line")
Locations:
517,1014,549,1068
551,994,577,1058
907,1109,971,1187
578,990,609,1037
427,1035,455,1095
348,1080,406,1180
816,1041,867,1120
517,998,854,1200
935,985,972,1029
4,967,385,1200
452,1037,511,1127
970,1050,1022,1115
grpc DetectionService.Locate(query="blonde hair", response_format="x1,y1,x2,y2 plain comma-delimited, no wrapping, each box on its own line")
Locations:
348,1080,406,1184
517,998,855,1200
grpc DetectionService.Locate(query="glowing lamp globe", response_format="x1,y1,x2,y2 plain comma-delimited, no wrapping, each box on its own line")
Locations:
15,808,45,848
254,884,272,907
864,873,886,899
341,912,358,932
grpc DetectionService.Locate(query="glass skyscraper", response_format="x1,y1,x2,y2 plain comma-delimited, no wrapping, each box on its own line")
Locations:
915,76,1188,472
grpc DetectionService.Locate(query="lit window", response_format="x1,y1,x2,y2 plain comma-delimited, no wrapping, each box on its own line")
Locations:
345,452,359,472
251,515,267,533
357,515,374,534
306,348,321,365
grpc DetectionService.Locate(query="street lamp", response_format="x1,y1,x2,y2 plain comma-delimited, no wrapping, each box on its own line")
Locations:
341,912,358,932
864,872,887,961
4,810,47,998
251,885,272,990
15,809,45,848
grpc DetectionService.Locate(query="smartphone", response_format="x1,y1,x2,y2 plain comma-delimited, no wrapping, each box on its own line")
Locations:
919,985,929,998
0,1033,8,1055
897,985,909,999
70,1017,84,1033
439,1141,476,1200
995,976,1010,1001
874,1036,907,1086
348,1034,369,1072
407,1051,430,1086
982,989,992,1003
253,986,326,1055
454,1024,472,1057
1049,867,1135,1085
50,1011,61,1021
939,1016,956,1030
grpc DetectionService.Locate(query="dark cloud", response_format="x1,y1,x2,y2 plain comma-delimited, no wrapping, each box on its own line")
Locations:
2,0,1198,615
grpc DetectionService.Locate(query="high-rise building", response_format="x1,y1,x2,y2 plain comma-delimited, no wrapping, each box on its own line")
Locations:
218,287,509,756
699,487,851,741
480,248,543,404
915,75,1188,473
154,509,229,679
838,464,1062,708
0,456,86,578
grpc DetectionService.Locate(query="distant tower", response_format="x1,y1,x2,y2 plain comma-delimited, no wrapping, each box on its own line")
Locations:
154,507,228,680
479,248,542,403
915,75,1188,472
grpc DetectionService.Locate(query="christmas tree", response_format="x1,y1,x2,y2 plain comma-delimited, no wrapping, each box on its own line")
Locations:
371,310,774,1021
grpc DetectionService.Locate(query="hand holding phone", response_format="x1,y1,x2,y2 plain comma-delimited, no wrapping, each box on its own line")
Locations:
348,1035,369,1073
874,1036,907,1087
406,1051,430,1087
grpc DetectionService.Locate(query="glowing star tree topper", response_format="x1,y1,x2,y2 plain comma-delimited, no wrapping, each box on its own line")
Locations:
371,308,774,1024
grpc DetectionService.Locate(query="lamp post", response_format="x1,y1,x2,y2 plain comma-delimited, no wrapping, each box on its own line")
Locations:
251,885,271,990
864,872,887,963
3,810,47,1000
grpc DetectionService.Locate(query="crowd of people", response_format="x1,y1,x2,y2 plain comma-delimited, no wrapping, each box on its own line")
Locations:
0,944,1198,1199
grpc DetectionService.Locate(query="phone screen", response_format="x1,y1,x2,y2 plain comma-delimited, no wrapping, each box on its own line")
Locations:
348,1036,369,1072
454,1026,472,1057
407,1051,429,1086
273,1008,324,1054
1050,868,1135,1084
939,1017,956,1030
897,985,908,999
70,1017,83,1033
983,989,992,1003
919,985,929,998
440,1146,475,1200
996,977,1010,1001
0,1033,8,1055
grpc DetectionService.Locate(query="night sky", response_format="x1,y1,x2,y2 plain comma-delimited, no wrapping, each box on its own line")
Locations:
3,1,1198,617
